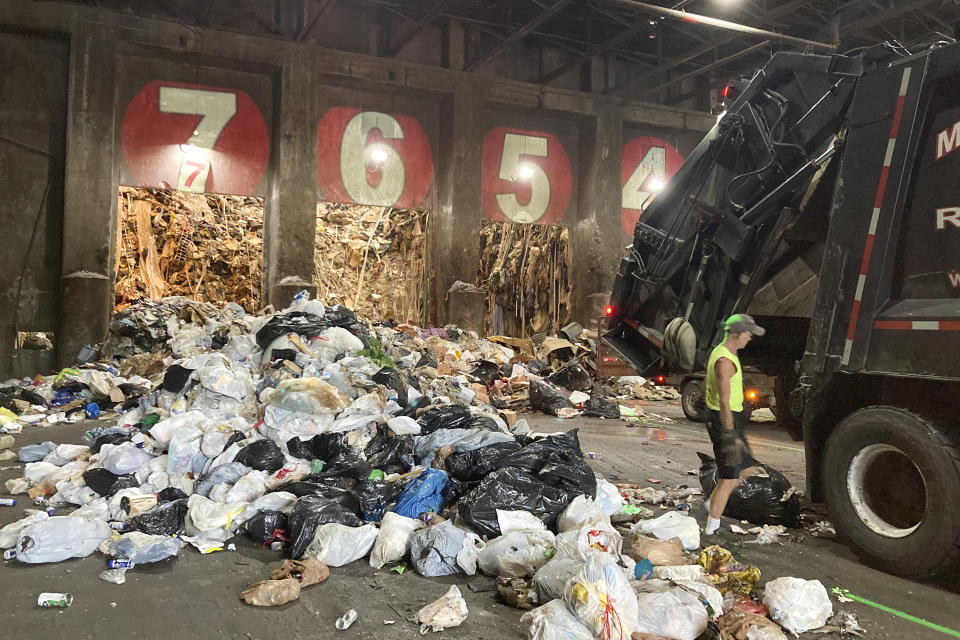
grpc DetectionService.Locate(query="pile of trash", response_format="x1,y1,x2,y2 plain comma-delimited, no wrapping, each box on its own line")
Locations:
0,292,836,639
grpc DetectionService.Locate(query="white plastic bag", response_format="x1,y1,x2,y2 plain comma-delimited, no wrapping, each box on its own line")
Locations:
201,424,235,458
594,478,625,516
521,599,593,640
762,577,832,634
633,511,701,550
557,496,610,532
534,556,584,603
556,524,623,558
418,585,468,633
16,516,112,563
498,509,548,534
634,585,709,640
304,522,378,567
565,552,639,640
0,511,49,548
369,512,424,569
225,470,268,503
478,529,556,578
387,416,421,435
185,494,250,543
108,531,183,564
100,442,153,475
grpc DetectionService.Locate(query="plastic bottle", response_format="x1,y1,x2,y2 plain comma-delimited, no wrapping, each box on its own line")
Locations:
3,549,16,560
109,521,130,531
108,559,136,570
0,499,16,507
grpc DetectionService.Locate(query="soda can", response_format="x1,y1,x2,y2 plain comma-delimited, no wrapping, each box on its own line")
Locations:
45,507,55,516
3,549,16,560
0,499,16,507
108,521,129,531
108,559,135,570
37,593,73,607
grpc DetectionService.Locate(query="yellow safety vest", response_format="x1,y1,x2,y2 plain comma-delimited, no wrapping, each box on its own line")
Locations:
705,343,743,412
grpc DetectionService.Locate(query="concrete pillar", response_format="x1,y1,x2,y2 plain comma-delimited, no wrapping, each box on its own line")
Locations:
442,19,466,71
264,55,318,310
58,23,117,367
570,101,622,325
432,83,484,326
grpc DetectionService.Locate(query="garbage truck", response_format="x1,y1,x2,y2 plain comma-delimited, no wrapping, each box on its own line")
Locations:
602,41,960,577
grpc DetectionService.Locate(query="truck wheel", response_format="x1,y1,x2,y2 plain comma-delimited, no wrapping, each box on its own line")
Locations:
681,379,706,423
775,376,803,441
824,406,960,577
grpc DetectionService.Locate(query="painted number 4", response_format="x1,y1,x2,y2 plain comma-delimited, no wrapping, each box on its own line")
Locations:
159,86,237,193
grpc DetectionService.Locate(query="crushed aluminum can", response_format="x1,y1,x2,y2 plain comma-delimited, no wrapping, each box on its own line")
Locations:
335,609,358,630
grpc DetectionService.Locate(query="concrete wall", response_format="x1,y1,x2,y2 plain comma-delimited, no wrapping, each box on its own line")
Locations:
0,1,715,375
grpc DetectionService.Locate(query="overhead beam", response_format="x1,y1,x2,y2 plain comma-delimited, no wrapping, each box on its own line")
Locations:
465,0,574,71
296,0,335,42
537,15,648,84
596,0,837,50
635,40,770,99
840,0,941,36
387,0,455,57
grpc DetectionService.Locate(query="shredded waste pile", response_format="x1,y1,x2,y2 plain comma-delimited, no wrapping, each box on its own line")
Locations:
115,187,265,313
314,203,428,325
0,293,846,640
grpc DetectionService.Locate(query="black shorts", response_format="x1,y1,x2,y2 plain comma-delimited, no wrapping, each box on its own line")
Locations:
705,408,755,479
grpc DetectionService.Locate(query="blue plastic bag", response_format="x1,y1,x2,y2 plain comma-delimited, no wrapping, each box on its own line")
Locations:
392,469,450,519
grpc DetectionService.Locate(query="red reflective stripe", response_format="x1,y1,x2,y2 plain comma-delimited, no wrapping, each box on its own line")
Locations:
873,166,891,208
939,321,960,330
846,300,862,339
890,96,906,134
874,320,911,330
859,235,875,274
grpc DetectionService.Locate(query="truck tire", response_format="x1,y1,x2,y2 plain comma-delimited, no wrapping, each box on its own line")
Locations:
681,379,706,423
775,376,803,441
823,406,960,577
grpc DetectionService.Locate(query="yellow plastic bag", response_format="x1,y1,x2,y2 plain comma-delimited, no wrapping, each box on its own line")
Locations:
697,545,761,596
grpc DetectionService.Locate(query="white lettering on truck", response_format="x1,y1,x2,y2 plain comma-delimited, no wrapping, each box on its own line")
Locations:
936,207,960,230
936,122,960,160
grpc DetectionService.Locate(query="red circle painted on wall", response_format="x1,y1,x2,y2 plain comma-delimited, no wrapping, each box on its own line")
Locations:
621,136,685,235
482,127,573,225
317,107,434,208
120,80,270,195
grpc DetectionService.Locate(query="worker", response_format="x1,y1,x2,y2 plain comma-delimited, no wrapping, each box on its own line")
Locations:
702,314,765,535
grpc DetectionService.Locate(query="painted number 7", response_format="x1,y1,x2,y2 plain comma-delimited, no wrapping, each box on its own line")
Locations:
159,86,237,192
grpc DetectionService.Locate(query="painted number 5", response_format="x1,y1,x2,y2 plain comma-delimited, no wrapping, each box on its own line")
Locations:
497,133,550,223
159,86,237,192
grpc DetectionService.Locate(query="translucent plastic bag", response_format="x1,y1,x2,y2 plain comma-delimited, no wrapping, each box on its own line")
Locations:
304,522,378,567
225,471,268,503
521,599,593,640
100,442,153,475
108,531,183,564
565,553,638,640
633,584,708,640
633,511,701,550
16,516,112,563
594,479,625,516
0,511,49,548
478,529,556,578
557,495,610,532
184,495,250,543
762,577,832,634
369,512,424,569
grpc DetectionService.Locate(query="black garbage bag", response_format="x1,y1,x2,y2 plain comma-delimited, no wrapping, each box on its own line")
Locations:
91,432,132,454
529,381,573,416
156,487,189,503
245,510,289,546
471,360,501,386
698,452,800,527
363,425,392,460
417,404,473,434
548,364,592,392
458,467,572,537
367,436,417,474
415,350,439,369
129,499,188,536
354,479,405,522
83,468,139,497
234,440,285,472
313,432,358,462
446,477,478,504
18,387,47,406
466,415,500,431
162,364,194,393
286,436,318,461
314,453,370,480
501,429,595,499
582,395,620,419
281,481,361,516
446,441,522,481
288,495,363,558
372,367,408,407
255,311,328,349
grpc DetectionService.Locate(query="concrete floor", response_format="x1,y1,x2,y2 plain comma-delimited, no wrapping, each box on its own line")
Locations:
1,402,958,639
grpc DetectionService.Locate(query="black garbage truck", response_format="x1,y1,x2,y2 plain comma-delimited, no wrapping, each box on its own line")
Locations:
603,42,960,577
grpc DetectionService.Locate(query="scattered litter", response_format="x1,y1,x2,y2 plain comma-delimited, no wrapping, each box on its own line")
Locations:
763,577,833,634
418,585,468,633
335,609,358,630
